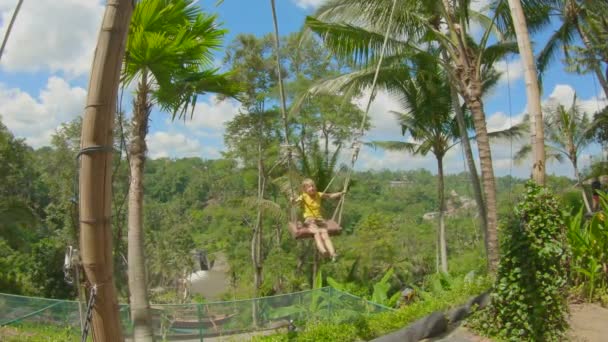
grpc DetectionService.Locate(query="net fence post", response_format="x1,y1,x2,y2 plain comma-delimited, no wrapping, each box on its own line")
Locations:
328,287,333,320
196,303,204,342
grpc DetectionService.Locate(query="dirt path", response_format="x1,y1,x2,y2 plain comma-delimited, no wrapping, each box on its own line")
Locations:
432,303,608,342
568,303,608,342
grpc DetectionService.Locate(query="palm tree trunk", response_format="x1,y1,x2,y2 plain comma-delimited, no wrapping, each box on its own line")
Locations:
575,22,608,98
573,159,592,213
437,156,448,273
508,0,546,185
79,1,132,340
128,71,155,342
466,93,500,273
450,85,488,250
0,0,23,61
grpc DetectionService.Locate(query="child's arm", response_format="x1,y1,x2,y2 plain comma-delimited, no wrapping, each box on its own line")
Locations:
322,191,345,200
290,194,303,204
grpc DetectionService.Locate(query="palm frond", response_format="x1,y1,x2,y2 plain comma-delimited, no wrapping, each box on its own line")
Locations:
367,140,419,154
305,17,410,67
537,17,577,76
487,121,528,141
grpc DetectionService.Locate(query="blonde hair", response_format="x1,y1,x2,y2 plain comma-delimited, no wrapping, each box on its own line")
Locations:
301,178,316,191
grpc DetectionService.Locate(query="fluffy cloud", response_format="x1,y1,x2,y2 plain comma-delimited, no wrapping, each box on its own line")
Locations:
354,89,403,141
0,77,86,147
170,95,241,135
546,84,607,116
470,0,492,12
482,84,608,178
0,0,104,77
147,131,221,159
494,58,524,86
292,0,326,10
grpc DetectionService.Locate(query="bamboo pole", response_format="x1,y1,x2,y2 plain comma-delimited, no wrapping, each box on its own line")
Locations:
79,0,133,340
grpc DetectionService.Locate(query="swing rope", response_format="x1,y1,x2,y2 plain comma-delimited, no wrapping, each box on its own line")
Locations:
332,0,398,224
270,0,397,226
270,0,297,222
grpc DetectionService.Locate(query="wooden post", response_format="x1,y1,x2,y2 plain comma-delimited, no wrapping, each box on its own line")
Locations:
79,0,133,340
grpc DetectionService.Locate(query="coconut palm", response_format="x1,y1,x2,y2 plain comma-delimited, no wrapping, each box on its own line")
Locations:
536,0,608,97
370,52,459,273
505,0,546,184
302,0,526,271
369,51,520,273
123,1,240,340
515,93,594,211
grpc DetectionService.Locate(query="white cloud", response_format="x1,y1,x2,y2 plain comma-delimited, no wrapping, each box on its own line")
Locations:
171,95,241,135
0,0,104,77
292,0,326,10
354,89,403,141
546,84,607,116
0,77,86,147
470,0,492,12
147,131,220,159
494,58,524,86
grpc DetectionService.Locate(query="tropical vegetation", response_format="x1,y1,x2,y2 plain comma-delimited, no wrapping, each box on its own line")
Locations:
2,0,608,341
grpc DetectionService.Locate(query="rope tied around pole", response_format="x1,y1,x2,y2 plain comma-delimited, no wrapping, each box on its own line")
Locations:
81,284,98,342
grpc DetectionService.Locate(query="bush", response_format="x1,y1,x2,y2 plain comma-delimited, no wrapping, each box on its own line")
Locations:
477,182,569,341
566,197,608,301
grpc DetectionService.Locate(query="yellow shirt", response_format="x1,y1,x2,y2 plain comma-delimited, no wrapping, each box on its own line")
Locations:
297,192,324,219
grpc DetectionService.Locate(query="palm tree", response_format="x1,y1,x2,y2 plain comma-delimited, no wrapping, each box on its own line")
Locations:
537,0,608,97
515,93,594,211
123,1,239,340
506,0,546,185
78,0,133,340
371,52,459,273
303,0,522,271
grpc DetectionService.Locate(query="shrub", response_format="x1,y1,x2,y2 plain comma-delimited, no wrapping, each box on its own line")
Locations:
479,182,569,341
566,198,608,301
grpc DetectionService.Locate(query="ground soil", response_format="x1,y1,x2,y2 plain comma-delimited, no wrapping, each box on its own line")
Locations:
431,303,608,342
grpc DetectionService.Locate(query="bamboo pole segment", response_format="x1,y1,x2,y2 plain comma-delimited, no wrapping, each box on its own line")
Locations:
79,0,133,340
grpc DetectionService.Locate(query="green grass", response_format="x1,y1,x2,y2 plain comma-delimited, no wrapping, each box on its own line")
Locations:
0,324,81,342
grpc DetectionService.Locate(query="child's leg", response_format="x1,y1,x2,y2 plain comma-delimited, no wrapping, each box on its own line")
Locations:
306,219,327,255
319,228,336,257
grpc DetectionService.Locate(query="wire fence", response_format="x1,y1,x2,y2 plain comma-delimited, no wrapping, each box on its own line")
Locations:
0,287,392,340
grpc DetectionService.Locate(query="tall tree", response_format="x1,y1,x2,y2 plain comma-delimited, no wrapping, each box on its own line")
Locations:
78,0,133,340
123,1,239,340
371,52,460,273
537,0,608,97
515,94,594,210
507,0,546,185
304,0,520,271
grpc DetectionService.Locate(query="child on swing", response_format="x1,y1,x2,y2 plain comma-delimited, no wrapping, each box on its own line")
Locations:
292,178,344,262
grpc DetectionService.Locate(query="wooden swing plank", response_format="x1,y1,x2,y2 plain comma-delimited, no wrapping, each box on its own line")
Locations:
288,219,342,240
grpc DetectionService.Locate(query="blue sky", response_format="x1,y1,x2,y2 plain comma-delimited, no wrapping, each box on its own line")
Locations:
1,0,606,179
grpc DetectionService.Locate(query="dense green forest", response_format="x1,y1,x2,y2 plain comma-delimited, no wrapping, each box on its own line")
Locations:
0,114,581,301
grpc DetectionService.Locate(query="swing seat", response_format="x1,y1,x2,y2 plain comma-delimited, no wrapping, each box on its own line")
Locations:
288,219,342,240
